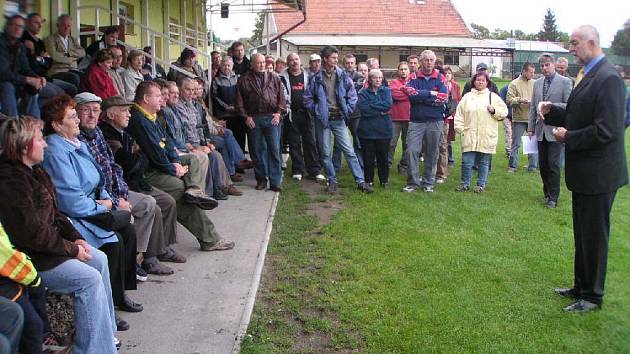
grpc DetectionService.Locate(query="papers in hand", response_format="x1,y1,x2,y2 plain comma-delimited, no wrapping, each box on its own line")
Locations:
522,136,538,155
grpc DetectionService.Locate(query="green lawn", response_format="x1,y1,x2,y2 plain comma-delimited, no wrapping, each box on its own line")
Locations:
240,113,630,353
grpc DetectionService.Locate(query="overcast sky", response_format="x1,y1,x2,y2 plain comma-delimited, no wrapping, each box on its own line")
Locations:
209,0,627,47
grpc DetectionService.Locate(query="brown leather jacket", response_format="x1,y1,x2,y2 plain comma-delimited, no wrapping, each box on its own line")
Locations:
0,158,82,272
235,70,286,119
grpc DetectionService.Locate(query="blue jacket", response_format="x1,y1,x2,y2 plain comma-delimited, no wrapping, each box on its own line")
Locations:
407,69,447,123
42,134,117,248
304,66,357,127
357,86,393,139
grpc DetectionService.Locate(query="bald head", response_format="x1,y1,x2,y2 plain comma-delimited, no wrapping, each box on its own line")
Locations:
569,25,603,66
574,25,600,46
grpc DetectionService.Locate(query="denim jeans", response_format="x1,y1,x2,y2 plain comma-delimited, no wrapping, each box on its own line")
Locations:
0,82,40,118
406,120,443,187
39,249,117,354
315,118,365,184
0,296,23,354
461,151,491,187
211,128,245,175
253,115,282,187
509,122,538,169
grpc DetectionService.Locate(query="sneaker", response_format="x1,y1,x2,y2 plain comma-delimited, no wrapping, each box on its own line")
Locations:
402,185,418,193
184,187,218,210
358,182,374,193
436,178,446,184
200,239,235,251
546,200,557,208
507,167,516,173
380,182,389,188
423,186,435,193
43,333,66,351
114,337,121,350
527,166,538,172
327,182,337,193
136,265,148,282
315,174,326,183
454,185,470,192
473,186,485,193
292,174,303,181
142,260,174,275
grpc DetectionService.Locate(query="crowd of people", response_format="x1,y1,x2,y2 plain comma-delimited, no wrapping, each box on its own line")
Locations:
0,12,628,354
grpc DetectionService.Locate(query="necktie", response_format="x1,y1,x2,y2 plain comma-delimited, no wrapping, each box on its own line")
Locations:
575,67,585,86
543,77,551,100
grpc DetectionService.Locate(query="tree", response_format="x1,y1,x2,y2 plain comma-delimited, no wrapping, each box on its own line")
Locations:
538,8,561,41
611,19,630,56
251,10,267,46
470,23,490,39
491,28,512,40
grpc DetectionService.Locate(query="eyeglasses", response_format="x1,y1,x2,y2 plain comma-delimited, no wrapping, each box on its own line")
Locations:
77,107,102,115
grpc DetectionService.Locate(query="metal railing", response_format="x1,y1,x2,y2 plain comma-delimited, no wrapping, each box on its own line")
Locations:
77,5,210,82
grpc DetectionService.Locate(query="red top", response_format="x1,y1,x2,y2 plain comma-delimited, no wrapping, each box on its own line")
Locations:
81,63,118,100
389,77,411,122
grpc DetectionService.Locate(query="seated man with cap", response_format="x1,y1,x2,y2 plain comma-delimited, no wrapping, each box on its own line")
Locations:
74,92,180,281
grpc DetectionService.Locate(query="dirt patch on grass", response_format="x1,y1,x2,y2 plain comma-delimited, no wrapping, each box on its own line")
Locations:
300,180,344,227
245,180,361,353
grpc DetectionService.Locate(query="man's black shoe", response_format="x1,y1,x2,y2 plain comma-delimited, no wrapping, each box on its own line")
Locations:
118,295,143,312
358,182,374,193
115,314,129,331
563,299,601,313
270,185,282,192
183,187,218,210
255,181,267,190
213,190,229,200
326,182,337,193
554,287,577,299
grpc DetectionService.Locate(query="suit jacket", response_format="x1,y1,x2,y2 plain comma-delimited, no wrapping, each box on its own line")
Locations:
43,33,85,77
528,73,573,141
545,58,628,194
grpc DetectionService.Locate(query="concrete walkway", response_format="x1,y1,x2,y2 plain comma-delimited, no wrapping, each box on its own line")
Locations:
117,168,278,354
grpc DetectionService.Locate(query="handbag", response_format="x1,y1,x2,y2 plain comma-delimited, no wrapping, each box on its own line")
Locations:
82,209,131,232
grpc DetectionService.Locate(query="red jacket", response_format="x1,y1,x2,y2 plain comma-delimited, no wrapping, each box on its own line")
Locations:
81,63,118,100
389,77,411,122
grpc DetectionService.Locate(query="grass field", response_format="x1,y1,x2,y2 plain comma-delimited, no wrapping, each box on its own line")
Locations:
240,89,630,353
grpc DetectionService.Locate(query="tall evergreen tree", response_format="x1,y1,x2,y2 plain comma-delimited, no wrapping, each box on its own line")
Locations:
611,19,630,56
538,8,561,41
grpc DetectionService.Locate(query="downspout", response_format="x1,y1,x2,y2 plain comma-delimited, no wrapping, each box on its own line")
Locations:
269,7,306,48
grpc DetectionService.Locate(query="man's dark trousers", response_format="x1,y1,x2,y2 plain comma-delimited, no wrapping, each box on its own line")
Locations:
288,109,320,176
571,191,616,305
538,136,563,203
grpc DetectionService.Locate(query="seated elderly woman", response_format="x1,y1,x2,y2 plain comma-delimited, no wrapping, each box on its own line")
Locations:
80,49,118,100
39,95,143,319
0,116,118,353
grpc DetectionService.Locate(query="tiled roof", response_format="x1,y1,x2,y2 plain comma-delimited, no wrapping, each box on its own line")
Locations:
271,0,471,37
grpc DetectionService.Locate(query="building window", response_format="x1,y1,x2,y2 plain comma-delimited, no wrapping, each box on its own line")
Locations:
119,2,135,35
400,54,409,62
354,54,368,63
444,53,459,66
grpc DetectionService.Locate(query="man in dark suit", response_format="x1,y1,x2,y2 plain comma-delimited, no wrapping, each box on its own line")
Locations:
540,25,628,312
